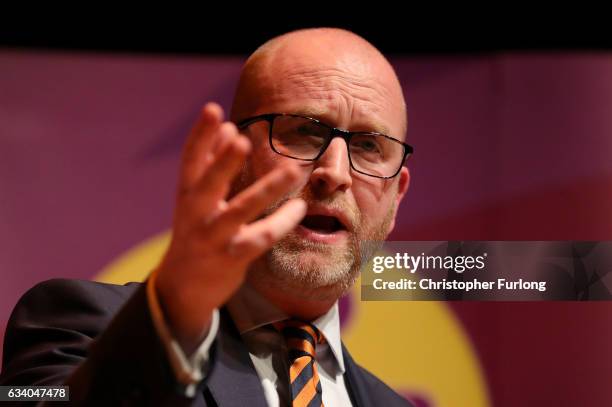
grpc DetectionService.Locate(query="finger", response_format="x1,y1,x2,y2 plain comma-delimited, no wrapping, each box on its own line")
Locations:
209,121,236,160
206,163,304,240
227,198,307,260
188,123,251,215
179,103,224,192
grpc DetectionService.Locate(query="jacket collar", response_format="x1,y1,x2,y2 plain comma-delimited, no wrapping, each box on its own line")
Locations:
205,308,269,407
206,309,372,407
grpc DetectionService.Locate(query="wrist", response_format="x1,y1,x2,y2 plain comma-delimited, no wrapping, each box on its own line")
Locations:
150,268,215,355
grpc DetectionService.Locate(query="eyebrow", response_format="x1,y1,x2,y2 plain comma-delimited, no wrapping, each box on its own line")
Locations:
290,108,392,136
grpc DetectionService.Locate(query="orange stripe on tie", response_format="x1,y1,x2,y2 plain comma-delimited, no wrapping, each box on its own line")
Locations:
293,376,318,406
274,319,325,406
287,337,315,357
290,356,311,383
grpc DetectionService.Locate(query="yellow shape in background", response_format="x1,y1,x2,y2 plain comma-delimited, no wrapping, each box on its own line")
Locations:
342,291,490,407
95,233,490,407
96,231,170,284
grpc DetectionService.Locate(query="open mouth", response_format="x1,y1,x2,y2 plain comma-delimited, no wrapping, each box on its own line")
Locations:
299,215,347,234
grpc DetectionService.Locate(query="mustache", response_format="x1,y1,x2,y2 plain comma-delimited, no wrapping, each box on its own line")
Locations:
266,187,360,232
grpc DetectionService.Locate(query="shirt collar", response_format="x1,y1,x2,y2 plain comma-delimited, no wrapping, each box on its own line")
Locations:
226,283,346,373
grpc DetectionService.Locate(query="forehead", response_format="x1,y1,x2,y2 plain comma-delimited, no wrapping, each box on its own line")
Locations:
253,47,406,140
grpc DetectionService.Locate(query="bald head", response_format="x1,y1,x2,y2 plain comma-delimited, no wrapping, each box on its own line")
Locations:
230,28,407,140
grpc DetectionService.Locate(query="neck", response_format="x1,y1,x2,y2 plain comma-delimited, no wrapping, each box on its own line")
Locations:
245,273,337,321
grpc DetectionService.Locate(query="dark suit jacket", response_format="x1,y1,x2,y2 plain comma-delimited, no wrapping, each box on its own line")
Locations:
0,279,412,406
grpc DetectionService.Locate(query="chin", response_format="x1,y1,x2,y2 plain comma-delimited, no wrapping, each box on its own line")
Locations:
266,245,358,296
292,251,340,271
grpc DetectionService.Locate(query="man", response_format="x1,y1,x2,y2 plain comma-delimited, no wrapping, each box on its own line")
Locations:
0,28,413,406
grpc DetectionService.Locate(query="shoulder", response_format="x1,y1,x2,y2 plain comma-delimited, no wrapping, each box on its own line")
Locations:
343,346,414,407
3,279,142,363
21,277,141,297
354,364,414,406
1,279,144,386
14,278,141,313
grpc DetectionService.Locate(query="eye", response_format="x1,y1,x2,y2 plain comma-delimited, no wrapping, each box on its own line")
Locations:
294,123,320,136
352,137,382,153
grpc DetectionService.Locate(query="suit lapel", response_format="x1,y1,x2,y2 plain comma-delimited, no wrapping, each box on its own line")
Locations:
206,308,268,407
205,311,375,407
342,343,373,407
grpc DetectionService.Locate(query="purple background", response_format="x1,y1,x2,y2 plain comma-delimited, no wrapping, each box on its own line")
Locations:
2,50,612,406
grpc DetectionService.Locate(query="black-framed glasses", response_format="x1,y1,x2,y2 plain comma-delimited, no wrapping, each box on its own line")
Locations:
237,113,413,179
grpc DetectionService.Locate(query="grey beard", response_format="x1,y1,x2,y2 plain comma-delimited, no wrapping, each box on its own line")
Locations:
254,206,391,302
265,233,360,301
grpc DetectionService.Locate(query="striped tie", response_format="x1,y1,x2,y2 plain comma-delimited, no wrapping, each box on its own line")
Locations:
276,319,324,407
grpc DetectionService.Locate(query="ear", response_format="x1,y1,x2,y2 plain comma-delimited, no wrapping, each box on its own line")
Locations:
386,166,410,234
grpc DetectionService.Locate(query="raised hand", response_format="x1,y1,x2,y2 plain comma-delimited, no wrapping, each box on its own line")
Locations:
153,103,307,353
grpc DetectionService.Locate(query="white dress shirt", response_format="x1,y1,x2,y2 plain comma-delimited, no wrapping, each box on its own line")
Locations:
147,276,354,406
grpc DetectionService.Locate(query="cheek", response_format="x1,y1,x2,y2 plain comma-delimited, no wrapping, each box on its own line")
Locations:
248,139,311,179
248,138,279,177
352,179,397,225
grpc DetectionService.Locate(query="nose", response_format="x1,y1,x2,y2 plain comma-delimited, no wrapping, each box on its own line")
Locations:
309,137,352,195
